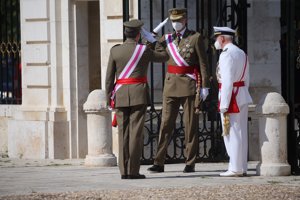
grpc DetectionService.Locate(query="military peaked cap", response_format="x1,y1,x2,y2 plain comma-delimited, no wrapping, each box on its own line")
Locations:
123,19,144,35
168,8,187,20
213,26,236,37
124,19,144,28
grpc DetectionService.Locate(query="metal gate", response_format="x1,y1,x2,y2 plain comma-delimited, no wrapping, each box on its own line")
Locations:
123,0,248,164
0,0,21,104
281,0,300,175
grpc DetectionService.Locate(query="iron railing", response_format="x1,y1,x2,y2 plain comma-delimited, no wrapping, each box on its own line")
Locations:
0,0,21,104
123,0,248,164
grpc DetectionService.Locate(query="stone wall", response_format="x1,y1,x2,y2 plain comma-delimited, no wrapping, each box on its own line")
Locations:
0,106,20,157
247,0,281,104
246,0,281,160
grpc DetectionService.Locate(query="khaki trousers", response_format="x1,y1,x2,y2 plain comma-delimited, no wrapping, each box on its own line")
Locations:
116,104,147,176
154,95,199,166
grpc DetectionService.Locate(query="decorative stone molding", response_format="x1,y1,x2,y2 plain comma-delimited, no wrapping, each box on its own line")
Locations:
83,90,117,166
256,92,291,176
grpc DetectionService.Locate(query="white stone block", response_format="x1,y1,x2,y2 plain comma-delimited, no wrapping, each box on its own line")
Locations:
248,18,280,41
103,20,123,40
8,119,47,159
22,44,50,64
14,110,49,121
247,41,281,64
23,21,49,41
248,106,260,161
22,88,50,106
23,67,50,87
252,0,280,18
22,0,48,19
103,0,122,17
257,163,291,176
0,105,20,117
48,120,69,159
250,64,281,89
0,107,13,156
0,117,8,156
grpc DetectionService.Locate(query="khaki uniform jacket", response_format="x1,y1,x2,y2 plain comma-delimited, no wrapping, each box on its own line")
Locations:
160,29,209,97
106,38,169,107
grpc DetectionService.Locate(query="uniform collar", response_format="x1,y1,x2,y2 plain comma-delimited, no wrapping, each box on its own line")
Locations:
172,28,189,40
222,43,233,51
177,27,186,37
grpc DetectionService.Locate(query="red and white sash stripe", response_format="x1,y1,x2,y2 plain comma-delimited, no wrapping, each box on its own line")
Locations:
110,44,146,100
165,34,195,80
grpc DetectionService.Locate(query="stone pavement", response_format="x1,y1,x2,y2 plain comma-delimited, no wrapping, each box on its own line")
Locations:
0,158,299,199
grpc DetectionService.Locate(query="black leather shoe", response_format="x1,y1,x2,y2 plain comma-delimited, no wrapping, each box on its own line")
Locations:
121,175,128,179
147,165,164,173
183,165,195,173
127,174,146,179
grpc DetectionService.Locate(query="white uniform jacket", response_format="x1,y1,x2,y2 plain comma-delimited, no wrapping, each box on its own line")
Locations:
217,43,253,111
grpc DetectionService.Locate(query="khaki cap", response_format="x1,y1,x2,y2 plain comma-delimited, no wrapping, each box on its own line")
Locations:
169,8,187,21
123,19,144,35
123,19,144,28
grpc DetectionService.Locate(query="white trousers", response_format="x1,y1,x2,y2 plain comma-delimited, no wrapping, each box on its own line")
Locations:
221,104,248,173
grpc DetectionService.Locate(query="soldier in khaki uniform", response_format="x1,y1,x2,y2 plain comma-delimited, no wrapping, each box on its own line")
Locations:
148,8,209,173
105,19,168,179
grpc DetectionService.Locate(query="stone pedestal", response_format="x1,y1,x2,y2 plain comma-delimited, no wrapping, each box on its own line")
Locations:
256,92,291,176
83,90,117,167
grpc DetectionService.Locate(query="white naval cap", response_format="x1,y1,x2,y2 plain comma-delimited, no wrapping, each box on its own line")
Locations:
213,26,236,37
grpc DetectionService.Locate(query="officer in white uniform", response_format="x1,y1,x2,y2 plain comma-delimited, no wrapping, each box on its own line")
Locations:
213,26,253,177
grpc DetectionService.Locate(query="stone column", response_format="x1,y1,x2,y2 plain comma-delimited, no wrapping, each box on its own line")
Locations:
8,0,69,159
256,92,291,176
83,90,117,166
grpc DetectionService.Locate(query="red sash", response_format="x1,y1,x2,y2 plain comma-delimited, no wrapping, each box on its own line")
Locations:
110,44,146,127
218,55,248,113
111,76,147,127
218,81,245,113
167,65,195,74
165,34,196,80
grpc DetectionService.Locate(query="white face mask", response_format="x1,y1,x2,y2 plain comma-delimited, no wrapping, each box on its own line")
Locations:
172,22,184,31
214,40,222,50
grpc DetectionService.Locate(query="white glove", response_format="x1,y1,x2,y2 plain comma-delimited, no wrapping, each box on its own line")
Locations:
153,17,169,34
200,88,209,101
220,108,228,113
141,27,157,43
